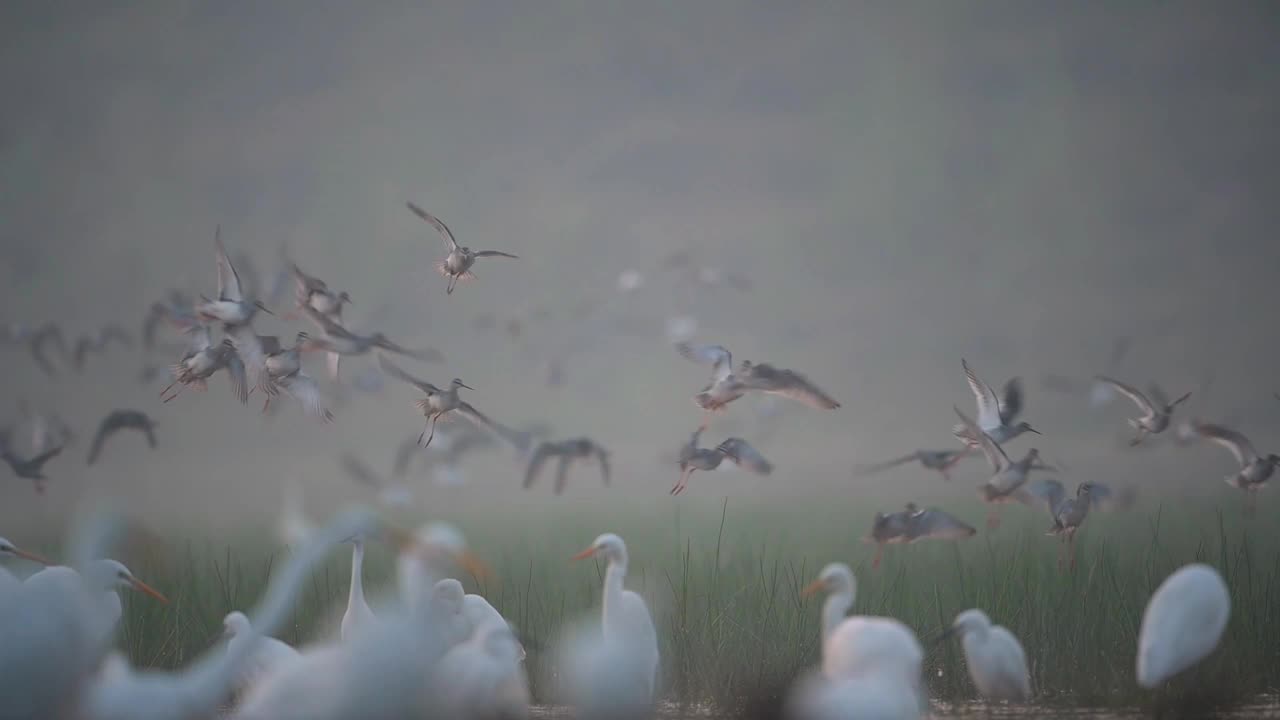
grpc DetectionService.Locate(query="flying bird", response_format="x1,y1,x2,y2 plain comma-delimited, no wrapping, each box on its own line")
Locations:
671,428,772,495
259,333,335,424
853,448,974,482
1047,482,1094,570
379,355,517,448
406,201,519,295
1188,421,1278,514
300,306,441,380
86,410,158,465
955,406,1053,529
71,325,134,372
525,437,612,495
864,503,975,569
675,343,839,427
292,263,351,322
953,360,1038,447
159,325,247,404
0,429,62,495
1093,376,1192,445
195,227,274,388
2,322,68,376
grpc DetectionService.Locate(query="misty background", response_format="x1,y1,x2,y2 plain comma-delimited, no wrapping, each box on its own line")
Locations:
2,2,1278,535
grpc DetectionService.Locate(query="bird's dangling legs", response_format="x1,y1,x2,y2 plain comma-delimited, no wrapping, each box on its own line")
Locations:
872,543,884,570
447,274,459,295
262,395,273,414
421,413,441,447
986,508,1001,530
1128,429,1149,447
1068,535,1078,570
671,468,692,496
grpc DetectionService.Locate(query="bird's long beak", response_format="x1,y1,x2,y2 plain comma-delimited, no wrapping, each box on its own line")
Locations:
458,382,475,391
571,547,596,562
456,549,490,581
1027,427,1042,435
130,577,170,604
800,579,827,598
256,302,276,316
13,547,51,565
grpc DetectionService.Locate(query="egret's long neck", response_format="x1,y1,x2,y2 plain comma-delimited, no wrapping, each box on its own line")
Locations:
601,552,629,637
348,541,366,609
155,514,379,716
821,588,854,647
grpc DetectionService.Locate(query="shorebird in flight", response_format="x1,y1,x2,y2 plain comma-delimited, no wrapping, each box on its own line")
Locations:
195,227,274,388
865,503,976,569
1047,483,1094,570
955,406,1053,529
379,355,517,448
300,305,441,380
1188,421,1278,514
406,201,519,294
854,448,974,483
1093,376,1192,446
292,262,351,323
86,410,158,465
159,324,247,404
671,428,772,495
953,360,1038,447
524,437,612,495
0,428,62,495
675,342,839,427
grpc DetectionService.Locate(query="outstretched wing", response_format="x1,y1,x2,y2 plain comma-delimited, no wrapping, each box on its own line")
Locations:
999,378,1024,425
227,325,267,391
214,227,244,302
1193,422,1258,466
954,406,1009,471
1093,376,1155,416
377,355,439,394
906,509,976,542
280,372,333,423
523,442,556,489
474,250,519,259
852,452,919,477
675,342,733,382
716,438,773,475
406,202,459,251
1014,478,1065,515
739,364,839,409
221,343,249,404
372,336,444,363
962,359,1002,432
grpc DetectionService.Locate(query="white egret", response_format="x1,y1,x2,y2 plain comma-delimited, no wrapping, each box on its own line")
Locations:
23,558,168,645
222,611,300,698
943,609,1031,702
431,623,530,719
1137,564,1230,688
340,536,375,641
801,563,924,681
572,533,660,704
79,508,384,720
235,523,485,720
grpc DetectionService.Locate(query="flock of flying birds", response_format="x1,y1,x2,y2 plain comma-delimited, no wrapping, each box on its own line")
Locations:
0,199,1276,720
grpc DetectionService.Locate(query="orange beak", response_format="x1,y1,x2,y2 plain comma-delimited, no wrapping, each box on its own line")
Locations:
130,577,170,604
800,579,827,598
457,550,491,582
12,547,51,565
571,547,596,562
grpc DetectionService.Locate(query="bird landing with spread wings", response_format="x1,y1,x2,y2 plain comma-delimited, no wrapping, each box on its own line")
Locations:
674,342,839,428
1093,376,1192,446
953,359,1038,447
523,437,611,495
407,201,519,295
379,355,523,449
672,427,772,495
